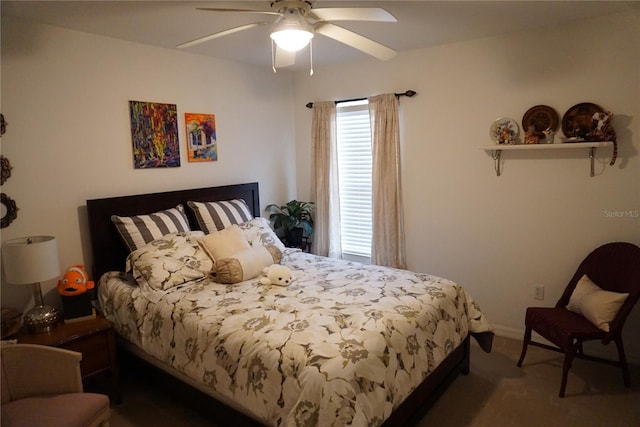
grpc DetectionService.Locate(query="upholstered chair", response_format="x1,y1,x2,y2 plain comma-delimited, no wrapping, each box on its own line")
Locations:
1,343,110,426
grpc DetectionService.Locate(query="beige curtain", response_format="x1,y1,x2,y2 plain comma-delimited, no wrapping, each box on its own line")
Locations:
310,102,341,258
369,94,407,269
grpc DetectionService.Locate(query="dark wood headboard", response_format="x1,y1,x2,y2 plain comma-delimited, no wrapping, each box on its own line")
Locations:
86,182,260,280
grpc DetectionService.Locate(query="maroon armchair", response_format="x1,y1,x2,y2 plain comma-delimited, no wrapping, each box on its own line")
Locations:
517,242,640,397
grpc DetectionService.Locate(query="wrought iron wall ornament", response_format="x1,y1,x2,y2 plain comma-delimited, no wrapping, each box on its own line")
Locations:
1,156,12,185
1,193,18,228
0,114,16,228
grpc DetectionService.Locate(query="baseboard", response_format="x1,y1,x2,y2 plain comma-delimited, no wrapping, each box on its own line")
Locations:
491,324,555,347
490,323,640,365
491,324,524,341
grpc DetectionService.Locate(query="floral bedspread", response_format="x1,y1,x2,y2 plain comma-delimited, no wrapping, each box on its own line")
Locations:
98,249,492,427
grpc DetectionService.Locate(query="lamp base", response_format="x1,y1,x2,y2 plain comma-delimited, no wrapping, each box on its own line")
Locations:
24,305,59,333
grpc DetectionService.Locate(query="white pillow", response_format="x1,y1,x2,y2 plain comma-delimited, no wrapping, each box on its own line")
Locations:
198,225,250,261
237,217,286,252
126,231,212,291
566,274,629,332
213,245,282,284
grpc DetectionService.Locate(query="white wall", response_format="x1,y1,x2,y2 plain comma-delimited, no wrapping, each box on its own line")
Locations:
2,11,639,362
1,18,297,311
293,12,640,360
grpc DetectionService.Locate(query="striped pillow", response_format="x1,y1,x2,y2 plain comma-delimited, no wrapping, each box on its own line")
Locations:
187,199,253,233
111,205,191,252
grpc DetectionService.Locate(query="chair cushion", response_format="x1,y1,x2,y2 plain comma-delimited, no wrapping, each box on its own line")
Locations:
1,392,109,427
566,274,629,332
525,307,605,350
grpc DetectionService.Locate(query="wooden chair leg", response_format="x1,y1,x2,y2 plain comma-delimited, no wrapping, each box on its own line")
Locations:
614,337,631,387
559,350,575,398
517,326,531,367
577,342,584,357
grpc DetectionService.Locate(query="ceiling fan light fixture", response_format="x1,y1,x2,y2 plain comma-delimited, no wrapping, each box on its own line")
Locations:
271,28,314,52
270,10,314,52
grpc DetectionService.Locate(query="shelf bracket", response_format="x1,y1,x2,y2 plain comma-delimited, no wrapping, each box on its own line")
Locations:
589,147,595,177
492,150,501,176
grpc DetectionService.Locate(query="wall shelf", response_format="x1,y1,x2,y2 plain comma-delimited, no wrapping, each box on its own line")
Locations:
480,141,613,177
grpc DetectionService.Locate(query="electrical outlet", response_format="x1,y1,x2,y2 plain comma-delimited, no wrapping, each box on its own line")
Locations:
534,284,545,300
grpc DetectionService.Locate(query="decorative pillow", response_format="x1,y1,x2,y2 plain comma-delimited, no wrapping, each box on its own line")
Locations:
198,225,250,261
213,245,282,284
238,217,286,252
187,199,253,233
567,274,629,332
112,205,191,252
126,231,212,291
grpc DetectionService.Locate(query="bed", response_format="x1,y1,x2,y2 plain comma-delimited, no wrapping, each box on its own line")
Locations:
86,182,493,426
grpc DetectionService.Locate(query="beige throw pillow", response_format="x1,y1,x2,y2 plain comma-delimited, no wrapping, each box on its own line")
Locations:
214,245,282,284
198,225,250,261
566,274,629,332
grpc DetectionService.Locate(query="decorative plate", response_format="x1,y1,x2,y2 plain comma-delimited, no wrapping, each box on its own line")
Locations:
562,102,604,140
490,117,519,144
522,105,559,134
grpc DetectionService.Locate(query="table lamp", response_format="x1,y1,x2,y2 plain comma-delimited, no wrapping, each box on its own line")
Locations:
2,236,61,333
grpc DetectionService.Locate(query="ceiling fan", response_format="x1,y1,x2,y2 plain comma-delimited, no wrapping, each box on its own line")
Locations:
177,0,398,72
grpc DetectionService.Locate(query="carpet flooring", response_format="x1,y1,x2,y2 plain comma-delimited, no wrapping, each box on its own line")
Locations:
108,336,640,426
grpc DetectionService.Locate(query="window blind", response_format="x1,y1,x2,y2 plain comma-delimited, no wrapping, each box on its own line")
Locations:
336,101,372,257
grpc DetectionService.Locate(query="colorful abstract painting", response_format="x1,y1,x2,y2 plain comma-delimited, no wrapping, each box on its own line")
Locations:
185,113,217,162
129,101,180,168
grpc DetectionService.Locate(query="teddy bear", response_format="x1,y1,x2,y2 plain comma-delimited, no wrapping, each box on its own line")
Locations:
260,264,295,286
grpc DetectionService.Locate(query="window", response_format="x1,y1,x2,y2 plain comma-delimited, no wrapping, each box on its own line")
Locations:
336,100,372,260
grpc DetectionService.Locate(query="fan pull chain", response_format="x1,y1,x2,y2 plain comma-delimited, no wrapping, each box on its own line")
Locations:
271,39,277,73
309,39,314,76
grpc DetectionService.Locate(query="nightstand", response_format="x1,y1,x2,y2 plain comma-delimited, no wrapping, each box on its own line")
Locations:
298,237,312,253
16,314,121,403
284,236,312,253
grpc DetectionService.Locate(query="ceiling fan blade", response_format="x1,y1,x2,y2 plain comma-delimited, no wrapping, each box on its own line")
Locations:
315,23,397,61
275,46,296,68
177,22,268,49
310,8,397,22
197,7,281,17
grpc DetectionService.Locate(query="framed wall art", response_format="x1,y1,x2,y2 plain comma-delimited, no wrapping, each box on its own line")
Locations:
129,101,180,169
185,113,217,162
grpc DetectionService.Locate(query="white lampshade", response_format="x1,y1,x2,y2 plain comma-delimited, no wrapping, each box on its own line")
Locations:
2,236,61,285
271,29,314,52
270,14,314,52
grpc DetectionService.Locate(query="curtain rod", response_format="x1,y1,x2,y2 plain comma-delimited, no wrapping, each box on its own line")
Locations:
305,90,417,109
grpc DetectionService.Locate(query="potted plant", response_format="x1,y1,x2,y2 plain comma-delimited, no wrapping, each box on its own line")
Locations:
265,200,314,247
